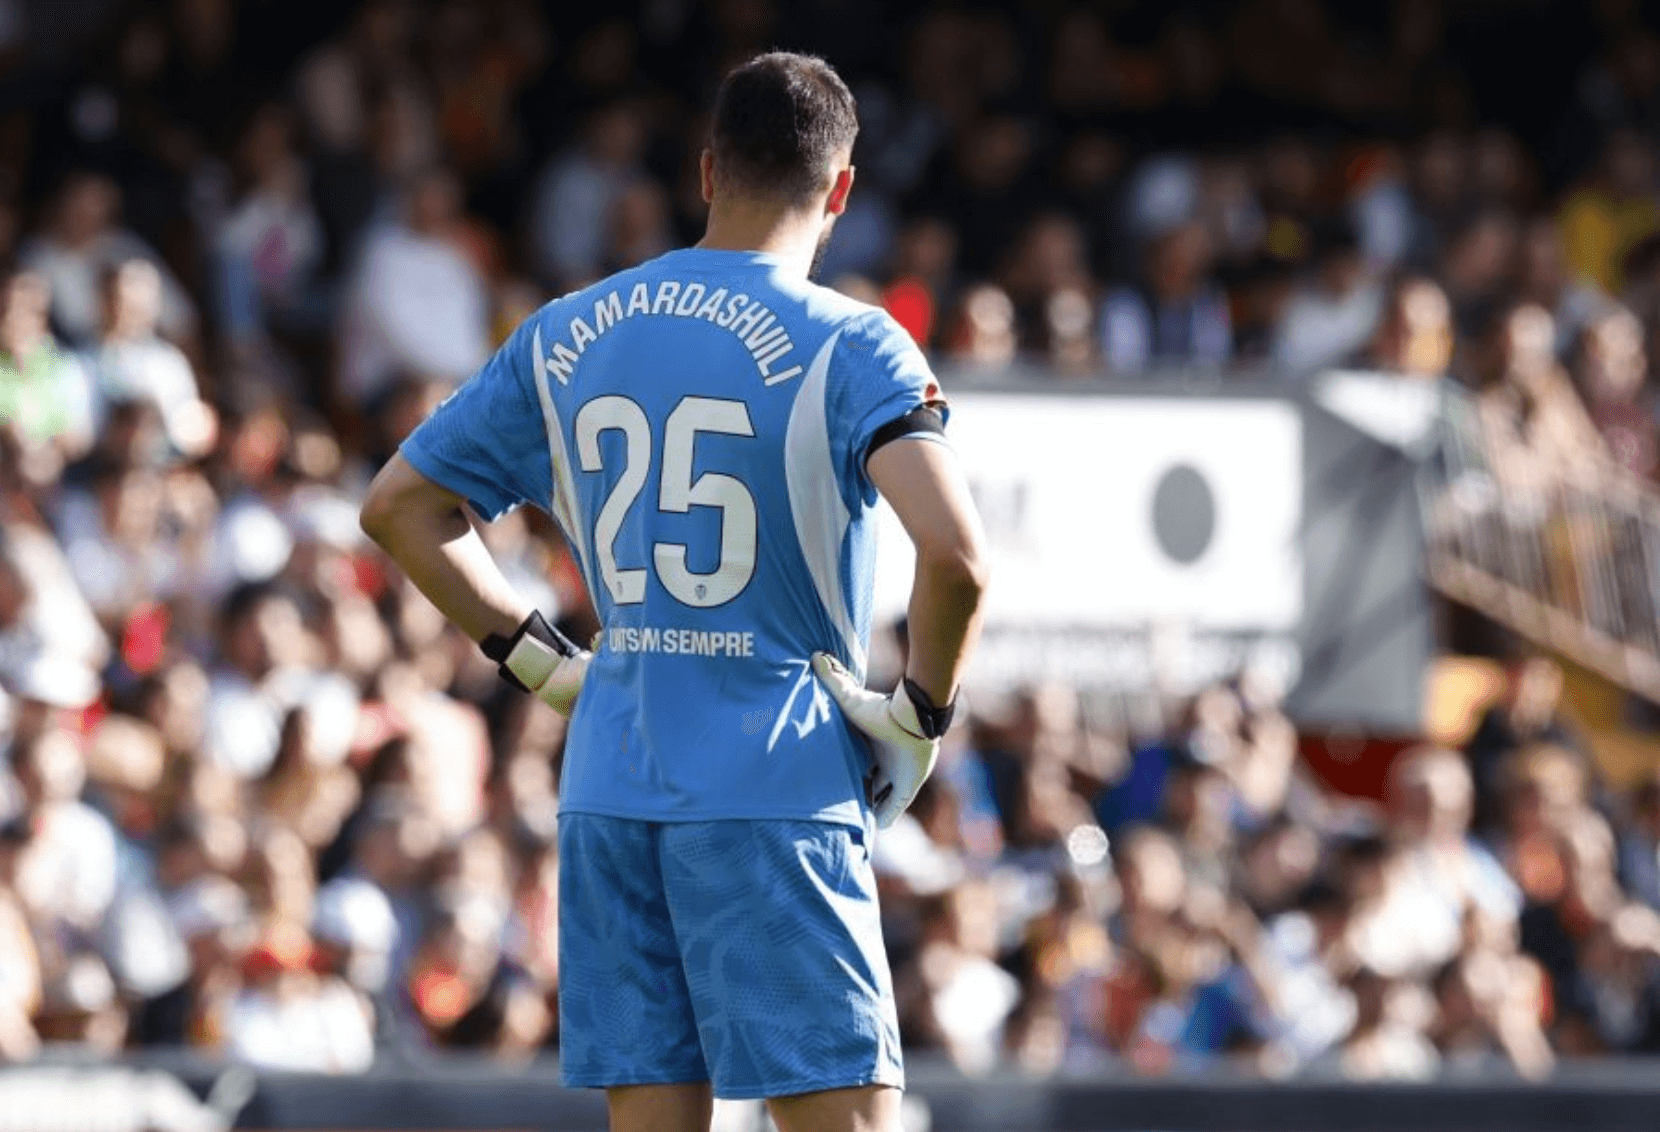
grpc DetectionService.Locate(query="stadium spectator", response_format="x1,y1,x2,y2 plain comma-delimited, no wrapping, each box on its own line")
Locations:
1407,132,1471,270
1255,135,1324,265
1576,306,1658,478
528,102,648,291
1346,146,1416,273
601,179,674,277
944,284,1018,371
0,271,97,476
202,583,356,780
1098,221,1231,376
1517,217,1612,360
339,167,488,409
256,708,360,851
225,920,374,1072
1273,218,1385,378
883,216,960,352
1559,130,1660,295
311,874,404,1049
1377,748,1521,975
1442,210,1524,343
1260,879,1357,1070
1478,302,1608,503
1620,771,1660,912
901,880,1022,1074
1429,922,1555,1079
1317,967,1438,1081
1052,132,1127,282
18,174,196,349
85,260,217,462
131,874,248,1048
1361,276,1454,379
1229,258,1299,365
81,715,189,1000
1465,655,1580,832
0,517,109,704
6,726,119,939
213,104,328,352
33,953,127,1054
998,214,1099,374
919,115,1041,280
0,820,42,1061
1560,902,1660,1052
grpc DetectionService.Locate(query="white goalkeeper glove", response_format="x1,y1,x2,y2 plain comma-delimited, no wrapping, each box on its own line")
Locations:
811,652,957,829
481,611,591,715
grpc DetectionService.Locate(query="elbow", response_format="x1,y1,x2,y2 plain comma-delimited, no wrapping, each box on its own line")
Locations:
360,459,469,556
954,542,992,603
358,481,398,549
920,538,990,609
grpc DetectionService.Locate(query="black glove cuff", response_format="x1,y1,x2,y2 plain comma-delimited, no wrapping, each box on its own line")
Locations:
480,611,578,693
902,677,956,739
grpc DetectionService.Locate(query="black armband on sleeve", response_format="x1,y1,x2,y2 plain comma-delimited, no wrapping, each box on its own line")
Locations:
866,405,946,463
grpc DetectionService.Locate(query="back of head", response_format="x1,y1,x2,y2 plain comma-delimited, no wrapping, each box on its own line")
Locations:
711,52,857,205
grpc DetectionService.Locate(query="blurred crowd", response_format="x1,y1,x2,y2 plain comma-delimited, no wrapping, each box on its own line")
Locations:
878,651,1660,1082
0,0,1659,1084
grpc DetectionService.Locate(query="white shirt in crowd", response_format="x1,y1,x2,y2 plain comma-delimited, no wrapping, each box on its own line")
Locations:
1349,843,1520,980
1263,911,1358,1065
225,978,375,1074
531,150,629,287
14,800,118,932
205,666,360,779
86,337,206,454
1273,282,1385,378
19,233,196,347
339,223,488,406
217,189,324,300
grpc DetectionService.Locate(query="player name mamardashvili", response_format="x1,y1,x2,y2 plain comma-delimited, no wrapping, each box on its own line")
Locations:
542,279,803,388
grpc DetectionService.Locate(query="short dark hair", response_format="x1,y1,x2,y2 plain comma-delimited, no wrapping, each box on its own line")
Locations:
710,52,857,203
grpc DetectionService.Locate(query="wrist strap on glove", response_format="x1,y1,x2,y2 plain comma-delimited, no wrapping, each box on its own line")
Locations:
480,611,579,694
901,677,956,739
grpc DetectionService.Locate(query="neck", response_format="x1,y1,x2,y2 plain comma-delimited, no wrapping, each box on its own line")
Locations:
698,197,825,280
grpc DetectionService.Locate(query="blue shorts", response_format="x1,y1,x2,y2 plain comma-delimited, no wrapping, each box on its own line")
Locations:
556,814,904,1099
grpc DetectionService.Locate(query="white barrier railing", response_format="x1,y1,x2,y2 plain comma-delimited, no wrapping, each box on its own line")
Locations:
1423,384,1660,698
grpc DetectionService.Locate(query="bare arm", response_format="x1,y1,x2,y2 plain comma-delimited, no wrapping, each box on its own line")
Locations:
359,453,531,643
867,437,989,705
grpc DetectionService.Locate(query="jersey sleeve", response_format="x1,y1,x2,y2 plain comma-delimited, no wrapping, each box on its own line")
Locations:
399,314,553,521
827,309,948,503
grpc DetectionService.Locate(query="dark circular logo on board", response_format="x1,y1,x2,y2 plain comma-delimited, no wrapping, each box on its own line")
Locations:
1151,464,1216,565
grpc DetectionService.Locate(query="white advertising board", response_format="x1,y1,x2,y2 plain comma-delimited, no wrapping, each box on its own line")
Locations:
873,393,1304,635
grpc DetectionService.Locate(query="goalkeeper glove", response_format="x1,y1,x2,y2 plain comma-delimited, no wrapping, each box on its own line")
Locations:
811,652,956,829
481,611,590,715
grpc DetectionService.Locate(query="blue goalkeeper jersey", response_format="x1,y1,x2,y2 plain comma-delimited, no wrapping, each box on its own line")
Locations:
401,247,945,828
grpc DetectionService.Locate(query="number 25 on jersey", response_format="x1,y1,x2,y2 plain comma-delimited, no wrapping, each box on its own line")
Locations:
574,395,758,609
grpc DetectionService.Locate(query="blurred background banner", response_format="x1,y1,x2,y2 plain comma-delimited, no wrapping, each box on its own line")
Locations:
874,382,1437,736
874,387,1304,695
877,389,1304,632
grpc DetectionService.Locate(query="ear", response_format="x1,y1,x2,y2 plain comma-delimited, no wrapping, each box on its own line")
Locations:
827,166,854,216
700,150,716,204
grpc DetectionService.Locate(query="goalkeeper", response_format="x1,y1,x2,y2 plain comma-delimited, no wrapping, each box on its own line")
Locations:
360,50,987,1132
